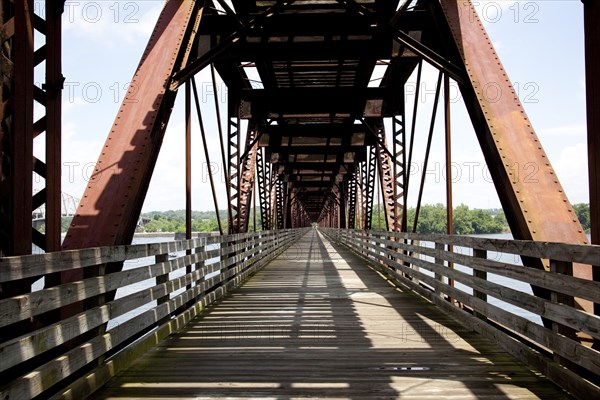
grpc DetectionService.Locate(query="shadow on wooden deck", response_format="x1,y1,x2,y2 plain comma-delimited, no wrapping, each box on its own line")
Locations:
91,229,571,399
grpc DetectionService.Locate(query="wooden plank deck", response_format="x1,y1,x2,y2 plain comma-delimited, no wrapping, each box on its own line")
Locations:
91,230,571,399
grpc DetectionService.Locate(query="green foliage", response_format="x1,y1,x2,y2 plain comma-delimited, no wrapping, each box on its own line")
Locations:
372,203,508,234
572,203,590,232
138,210,262,233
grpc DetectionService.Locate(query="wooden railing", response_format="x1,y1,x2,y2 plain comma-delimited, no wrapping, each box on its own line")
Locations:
322,228,600,399
0,229,306,400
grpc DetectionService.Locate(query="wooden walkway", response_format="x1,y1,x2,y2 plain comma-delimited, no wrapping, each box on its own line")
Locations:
92,230,570,399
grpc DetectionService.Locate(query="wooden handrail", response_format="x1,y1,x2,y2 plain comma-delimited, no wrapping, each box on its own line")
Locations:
0,228,307,400
321,228,600,399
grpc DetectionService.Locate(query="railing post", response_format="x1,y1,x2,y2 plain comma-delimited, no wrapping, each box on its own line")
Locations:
155,252,171,326
550,259,577,368
473,248,488,320
434,242,445,298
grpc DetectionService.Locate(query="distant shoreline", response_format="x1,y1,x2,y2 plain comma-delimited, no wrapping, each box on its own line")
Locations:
134,232,220,238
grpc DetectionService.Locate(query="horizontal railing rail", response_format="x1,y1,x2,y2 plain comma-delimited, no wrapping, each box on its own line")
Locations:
0,228,307,400
321,228,600,399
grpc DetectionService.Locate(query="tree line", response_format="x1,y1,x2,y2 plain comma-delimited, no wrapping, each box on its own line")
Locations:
40,203,590,235
134,203,590,235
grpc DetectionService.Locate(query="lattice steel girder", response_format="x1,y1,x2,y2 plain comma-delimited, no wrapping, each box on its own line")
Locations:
347,173,357,229
64,1,202,251
233,88,402,119
227,116,241,233
275,176,285,230
1,0,33,258
367,118,396,232
439,1,591,282
232,122,259,233
256,147,272,230
362,147,377,230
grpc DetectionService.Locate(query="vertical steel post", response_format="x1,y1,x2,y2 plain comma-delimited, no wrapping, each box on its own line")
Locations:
583,0,600,325
185,82,192,240
191,78,223,235
44,0,63,252
10,0,34,256
413,72,443,232
444,74,454,289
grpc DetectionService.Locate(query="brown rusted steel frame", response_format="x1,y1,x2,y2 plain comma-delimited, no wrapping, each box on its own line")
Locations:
444,73,454,288
253,177,257,231
290,189,298,228
170,0,296,90
62,0,202,318
210,63,232,231
275,176,285,229
227,115,240,233
356,161,365,229
270,167,278,228
339,181,347,229
0,0,34,258
392,115,406,233
583,0,600,322
369,119,395,231
43,0,63,252
233,122,259,233
184,81,193,296
284,181,293,229
0,0,33,315
363,145,377,230
336,0,466,86
404,60,423,207
440,0,591,314
191,77,223,235
441,0,589,245
347,173,357,229
185,82,192,240
256,147,272,230
413,71,442,233
64,1,201,250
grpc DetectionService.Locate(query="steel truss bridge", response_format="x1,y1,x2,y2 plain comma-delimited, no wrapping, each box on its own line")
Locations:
0,0,599,399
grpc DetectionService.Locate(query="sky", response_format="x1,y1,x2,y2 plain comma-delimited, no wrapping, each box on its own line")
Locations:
32,0,589,213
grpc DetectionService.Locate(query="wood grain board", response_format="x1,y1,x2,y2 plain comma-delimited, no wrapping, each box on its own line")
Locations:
91,230,571,399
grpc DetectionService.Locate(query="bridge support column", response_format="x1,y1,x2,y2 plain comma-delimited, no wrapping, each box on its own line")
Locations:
583,0,600,334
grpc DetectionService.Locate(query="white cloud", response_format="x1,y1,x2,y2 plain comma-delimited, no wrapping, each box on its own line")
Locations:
63,96,87,116
62,2,162,47
538,124,586,138
553,142,589,204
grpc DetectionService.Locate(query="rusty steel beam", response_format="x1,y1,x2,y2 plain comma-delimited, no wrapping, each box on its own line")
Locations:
404,60,422,208
191,77,223,235
256,147,272,230
275,176,284,229
43,1,63,252
439,0,592,313
584,1,599,245
583,0,600,321
64,1,202,251
233,122,259,233
227,115,241,233
440,1,589,244
370,119,396,231
338,182,346,229
0,0,34,258
347,173,357,229
413,71,443,233
185,82,192,240
170,0,296,90
363,146,377,230
392,116,407,232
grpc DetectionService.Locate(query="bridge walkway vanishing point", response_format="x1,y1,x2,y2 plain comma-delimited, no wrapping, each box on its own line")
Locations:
91,230,569,399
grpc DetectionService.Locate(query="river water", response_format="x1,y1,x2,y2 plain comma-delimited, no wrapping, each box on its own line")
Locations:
32,232,591,329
